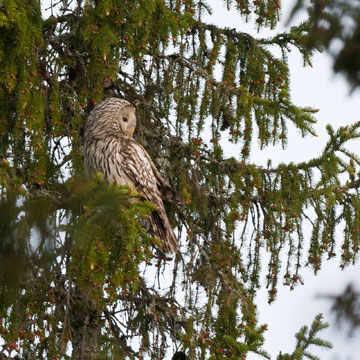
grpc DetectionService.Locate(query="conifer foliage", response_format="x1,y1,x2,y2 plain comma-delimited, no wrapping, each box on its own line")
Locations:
0,0,359,359
289,0,360,89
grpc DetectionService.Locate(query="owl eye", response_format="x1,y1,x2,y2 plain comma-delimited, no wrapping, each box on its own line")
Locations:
122,117,128,123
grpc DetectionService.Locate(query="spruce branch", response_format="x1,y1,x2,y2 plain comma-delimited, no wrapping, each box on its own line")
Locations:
277,314,332,360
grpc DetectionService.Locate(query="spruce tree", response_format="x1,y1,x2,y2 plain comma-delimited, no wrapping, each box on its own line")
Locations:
0,0,359,359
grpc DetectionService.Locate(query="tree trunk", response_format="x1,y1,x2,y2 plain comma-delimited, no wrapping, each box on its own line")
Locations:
71,289,102,360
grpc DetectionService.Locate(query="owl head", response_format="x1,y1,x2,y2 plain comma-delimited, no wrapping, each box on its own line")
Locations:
116,103,137,137
85,97,137,139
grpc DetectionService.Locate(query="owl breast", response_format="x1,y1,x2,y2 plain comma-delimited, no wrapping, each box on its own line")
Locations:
84,137,134,187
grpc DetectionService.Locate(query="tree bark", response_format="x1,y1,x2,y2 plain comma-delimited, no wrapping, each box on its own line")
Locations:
71,289,102,360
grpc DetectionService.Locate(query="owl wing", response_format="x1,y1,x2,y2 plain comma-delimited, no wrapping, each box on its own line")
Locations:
120,139,182,204
117,139,179,253
147,153,184,205
119,139,162,205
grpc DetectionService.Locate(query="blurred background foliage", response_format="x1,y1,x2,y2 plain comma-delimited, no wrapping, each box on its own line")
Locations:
289,0,360,89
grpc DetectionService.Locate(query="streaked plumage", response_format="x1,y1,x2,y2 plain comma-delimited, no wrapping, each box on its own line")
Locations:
84,97,180,253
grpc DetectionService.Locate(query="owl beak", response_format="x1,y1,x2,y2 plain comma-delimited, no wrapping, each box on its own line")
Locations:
130,128,135,136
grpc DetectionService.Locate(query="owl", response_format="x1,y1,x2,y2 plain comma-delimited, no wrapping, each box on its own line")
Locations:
84,97,181,253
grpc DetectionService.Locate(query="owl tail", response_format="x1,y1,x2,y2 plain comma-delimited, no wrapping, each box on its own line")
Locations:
150,211,179,253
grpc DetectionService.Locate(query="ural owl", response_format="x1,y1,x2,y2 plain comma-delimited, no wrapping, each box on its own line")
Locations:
84,97,180,253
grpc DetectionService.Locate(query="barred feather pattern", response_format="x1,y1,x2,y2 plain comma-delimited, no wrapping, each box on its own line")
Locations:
84,97,179,253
